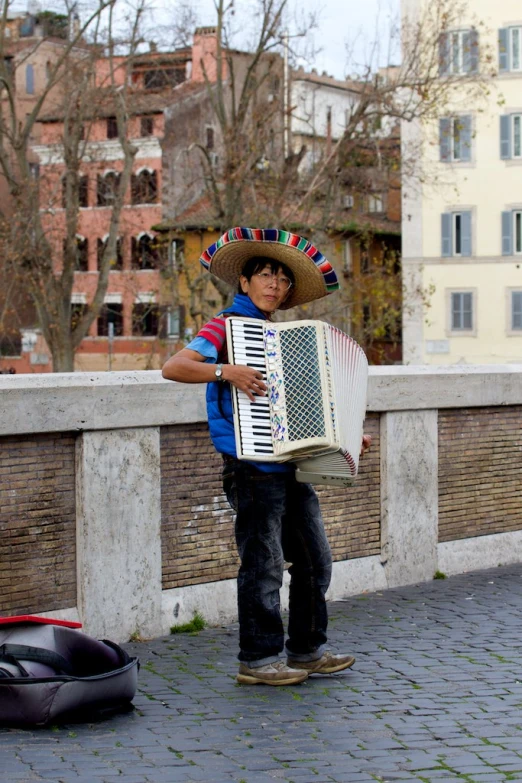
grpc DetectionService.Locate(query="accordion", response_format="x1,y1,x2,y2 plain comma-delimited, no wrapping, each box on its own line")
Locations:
225,317,369,487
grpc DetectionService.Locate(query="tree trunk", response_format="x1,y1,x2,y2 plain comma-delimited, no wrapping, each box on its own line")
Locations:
49,339,75,373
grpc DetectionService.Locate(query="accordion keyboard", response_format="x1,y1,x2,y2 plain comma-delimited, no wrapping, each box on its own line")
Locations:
229,320,275,457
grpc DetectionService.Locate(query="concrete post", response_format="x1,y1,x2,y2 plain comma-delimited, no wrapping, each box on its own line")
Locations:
380,410,438,587
76,427,162,642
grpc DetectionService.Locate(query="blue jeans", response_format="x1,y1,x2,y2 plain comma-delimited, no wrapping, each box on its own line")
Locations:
222,458,332,665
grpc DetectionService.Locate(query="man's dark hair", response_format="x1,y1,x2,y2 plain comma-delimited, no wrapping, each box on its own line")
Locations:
238,256,295,293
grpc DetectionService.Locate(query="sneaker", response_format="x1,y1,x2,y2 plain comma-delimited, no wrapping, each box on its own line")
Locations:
237,661,309,686
287,651,356,675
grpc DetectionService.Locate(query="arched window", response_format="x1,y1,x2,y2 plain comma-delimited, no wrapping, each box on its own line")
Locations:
97,235,123,270
132,298,160,336
63,235,89,272
98,300,124,337
131,233,159,269
97,170,121,206
62,174,89,208
131,168,157,205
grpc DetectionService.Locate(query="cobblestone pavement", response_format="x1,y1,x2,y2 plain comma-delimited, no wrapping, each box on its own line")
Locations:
2,565,522,783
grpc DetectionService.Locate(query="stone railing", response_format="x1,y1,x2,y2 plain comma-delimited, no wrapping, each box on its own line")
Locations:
0,365,521,643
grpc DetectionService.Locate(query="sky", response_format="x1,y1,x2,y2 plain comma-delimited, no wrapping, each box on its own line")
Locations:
14,0,401,81
148,0,402,80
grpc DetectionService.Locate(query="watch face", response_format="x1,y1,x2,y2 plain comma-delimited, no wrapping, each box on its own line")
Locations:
215,367,222,378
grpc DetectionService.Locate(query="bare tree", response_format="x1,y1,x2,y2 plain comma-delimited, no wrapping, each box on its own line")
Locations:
0,0,148,371
164,0,492,359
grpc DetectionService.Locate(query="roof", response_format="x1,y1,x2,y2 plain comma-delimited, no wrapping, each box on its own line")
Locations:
38,80,204,123
153,193,400,237
291,67,362,94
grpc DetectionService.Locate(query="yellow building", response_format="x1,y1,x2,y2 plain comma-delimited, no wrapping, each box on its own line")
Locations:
401,0,522,364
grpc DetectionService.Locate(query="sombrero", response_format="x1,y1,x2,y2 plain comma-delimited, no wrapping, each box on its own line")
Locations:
199,227,340,310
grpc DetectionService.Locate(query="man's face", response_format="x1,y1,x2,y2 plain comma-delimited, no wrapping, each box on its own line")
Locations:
239,264,291,314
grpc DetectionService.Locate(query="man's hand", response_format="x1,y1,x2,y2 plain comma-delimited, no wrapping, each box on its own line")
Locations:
223,364,266,403
360,433,372,457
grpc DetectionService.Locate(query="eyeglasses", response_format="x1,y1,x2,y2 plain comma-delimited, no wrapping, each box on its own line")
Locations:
255,271,293,291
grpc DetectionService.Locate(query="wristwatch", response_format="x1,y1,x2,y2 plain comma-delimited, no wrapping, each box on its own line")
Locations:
214,363,225,382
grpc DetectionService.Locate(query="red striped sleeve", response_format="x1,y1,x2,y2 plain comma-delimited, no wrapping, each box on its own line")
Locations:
196,316,227,352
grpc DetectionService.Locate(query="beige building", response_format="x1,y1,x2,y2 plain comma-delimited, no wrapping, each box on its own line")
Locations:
401,0,522,364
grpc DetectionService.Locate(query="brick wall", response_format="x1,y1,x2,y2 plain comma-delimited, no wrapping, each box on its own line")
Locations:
439,407,522,542
0,433,77,615
160,414,381,590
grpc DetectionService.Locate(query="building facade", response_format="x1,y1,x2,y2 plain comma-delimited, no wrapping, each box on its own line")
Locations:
0,25,219,373
402,0,522,364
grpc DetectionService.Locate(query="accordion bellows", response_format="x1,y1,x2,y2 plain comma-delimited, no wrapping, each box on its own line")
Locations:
226,317,369,487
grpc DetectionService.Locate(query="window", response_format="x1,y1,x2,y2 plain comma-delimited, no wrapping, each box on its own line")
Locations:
205,126,215,150
169,239,184,270
63,236,88,271
131,234,160,269
97,303,123,337
512,291,522,330
19,17,35,37
71,303,86,330
451,291,473,331
440,116,472,162
0,331,22,357
360,247,370,274
97,236,123,270
79,175,89,207
97,171,120,206
26,64,34,94
326,106,332,127
131,169,157,204
29,162,40,180
499,27,522,72
500,114,522,159
140,116,154,136
167,305,186,338
106,116,118,139
439,29,479,75
63,174,89,208
143,68,184,90
502,210,522,256
132,303,159,336
441,211,472,257
368,194,384,213
3,57,13,77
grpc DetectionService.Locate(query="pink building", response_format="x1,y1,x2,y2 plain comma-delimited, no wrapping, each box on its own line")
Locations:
2,29,221,372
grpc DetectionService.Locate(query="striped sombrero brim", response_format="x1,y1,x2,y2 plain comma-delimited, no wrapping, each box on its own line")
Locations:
199,227,339,309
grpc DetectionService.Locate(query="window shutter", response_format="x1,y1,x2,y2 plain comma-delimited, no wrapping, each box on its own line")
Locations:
460,211,472,256
502,211,513,255
441,213,452,257
26,64,34,94
439,118,451,161
439,33,450,76
460,116,472,162
468,29,479,73
462,292,473,329
462,31,472,73
500,115,511,159
512,291,522,329
498,28,510,72
451,292,460,329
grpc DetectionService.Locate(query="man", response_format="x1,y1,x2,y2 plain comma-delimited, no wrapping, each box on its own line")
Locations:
162,227,371,686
